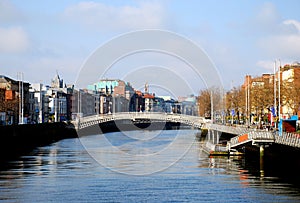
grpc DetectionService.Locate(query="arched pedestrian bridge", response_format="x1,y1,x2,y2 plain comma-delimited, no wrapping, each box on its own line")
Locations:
70,113,300,150
72,112,207,130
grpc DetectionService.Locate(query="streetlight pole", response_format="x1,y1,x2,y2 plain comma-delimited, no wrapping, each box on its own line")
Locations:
245,75,251,126
230,80,234,125
17,72,24,124
18,72,21,124
245,77,247,125
278,59,282,135
274,61,277,129
248,76,250,126
278,59,281,122
54,94,58,122
21,73,24,124
210,90,213,123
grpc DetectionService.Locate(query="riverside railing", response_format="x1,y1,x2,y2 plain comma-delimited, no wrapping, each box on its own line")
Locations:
229,131,275,148
205,123,254,135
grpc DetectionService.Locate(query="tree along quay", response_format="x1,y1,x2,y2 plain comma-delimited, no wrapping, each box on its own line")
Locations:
0,122,77,161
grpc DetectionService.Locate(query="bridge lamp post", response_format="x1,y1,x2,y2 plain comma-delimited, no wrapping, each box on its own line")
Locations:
278,59,281,135
18,72,24,124
273,61,277,129
54,94,58,122
108,101,112,114
273,59,282,134
58,99,62,122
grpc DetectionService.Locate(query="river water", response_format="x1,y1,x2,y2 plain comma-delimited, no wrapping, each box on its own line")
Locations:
0,129,300,202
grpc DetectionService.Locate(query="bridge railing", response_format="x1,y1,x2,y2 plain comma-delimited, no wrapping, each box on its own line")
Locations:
226,127,300,149
73,112,206,130
250,131,274,140
229,131,275,148
206,123,253,135
74,114,300,148
275,132,300,148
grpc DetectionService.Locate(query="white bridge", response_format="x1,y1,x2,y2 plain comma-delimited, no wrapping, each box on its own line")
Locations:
70,113,300,149
72,112,207,130
206,123,300,149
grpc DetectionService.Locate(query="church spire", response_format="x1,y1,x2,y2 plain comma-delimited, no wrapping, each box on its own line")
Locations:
145,82,149,93
51,71,63,88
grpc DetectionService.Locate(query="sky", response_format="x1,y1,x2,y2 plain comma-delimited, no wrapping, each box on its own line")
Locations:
1,0,300,96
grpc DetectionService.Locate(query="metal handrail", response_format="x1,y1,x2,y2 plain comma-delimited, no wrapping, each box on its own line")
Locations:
73,112,206,130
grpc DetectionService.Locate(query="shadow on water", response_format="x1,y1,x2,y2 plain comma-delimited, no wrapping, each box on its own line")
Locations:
230,146,300,190
0,138,93,180
0,122,78,165
197,131,300,190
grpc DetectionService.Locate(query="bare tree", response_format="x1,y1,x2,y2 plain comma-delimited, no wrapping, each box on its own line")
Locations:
198,89,210,117
198,87,224,119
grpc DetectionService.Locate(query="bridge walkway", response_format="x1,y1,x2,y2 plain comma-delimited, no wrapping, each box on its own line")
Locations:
206,123,300,150
72,112,207,130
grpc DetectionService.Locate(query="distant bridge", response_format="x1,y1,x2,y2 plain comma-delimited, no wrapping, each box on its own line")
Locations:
72,112,207,130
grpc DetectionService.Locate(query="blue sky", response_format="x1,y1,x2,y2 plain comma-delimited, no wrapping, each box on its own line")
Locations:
1,0,300,95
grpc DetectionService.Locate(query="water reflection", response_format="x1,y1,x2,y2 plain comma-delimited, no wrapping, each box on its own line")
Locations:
0,130,299,202
0,138,94,181
79,130,197,175
197,141,300,196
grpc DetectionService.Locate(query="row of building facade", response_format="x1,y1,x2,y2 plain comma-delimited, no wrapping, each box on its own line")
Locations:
219,61,300,126
0,74,198,125
196,61,300,127
0,74,74,125
241,61,300,120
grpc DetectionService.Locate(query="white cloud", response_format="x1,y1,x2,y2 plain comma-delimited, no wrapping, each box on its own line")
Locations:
0,26,29,53
256,2,280,24
256,60,275,71
0,0,24,23
26,56,83,85
63,1,165,31
253,2,281,34
283,19,300,34
251,3,300,60
258,19,300,59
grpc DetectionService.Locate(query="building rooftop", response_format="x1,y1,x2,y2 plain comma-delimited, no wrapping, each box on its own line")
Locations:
143,94,155,99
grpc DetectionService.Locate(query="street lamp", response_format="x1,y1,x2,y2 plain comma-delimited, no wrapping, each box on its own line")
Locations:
54,93,58,122
278,59,281,122
272,59,282,133
273,61,277,129
210,90,213,123
18,72,24,124
277,59,282,135
108,101,112,114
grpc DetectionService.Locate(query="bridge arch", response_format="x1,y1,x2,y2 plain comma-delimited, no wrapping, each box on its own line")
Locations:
72,112,206,131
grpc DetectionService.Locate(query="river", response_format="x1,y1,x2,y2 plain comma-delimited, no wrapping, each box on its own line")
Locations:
0,129,299,202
